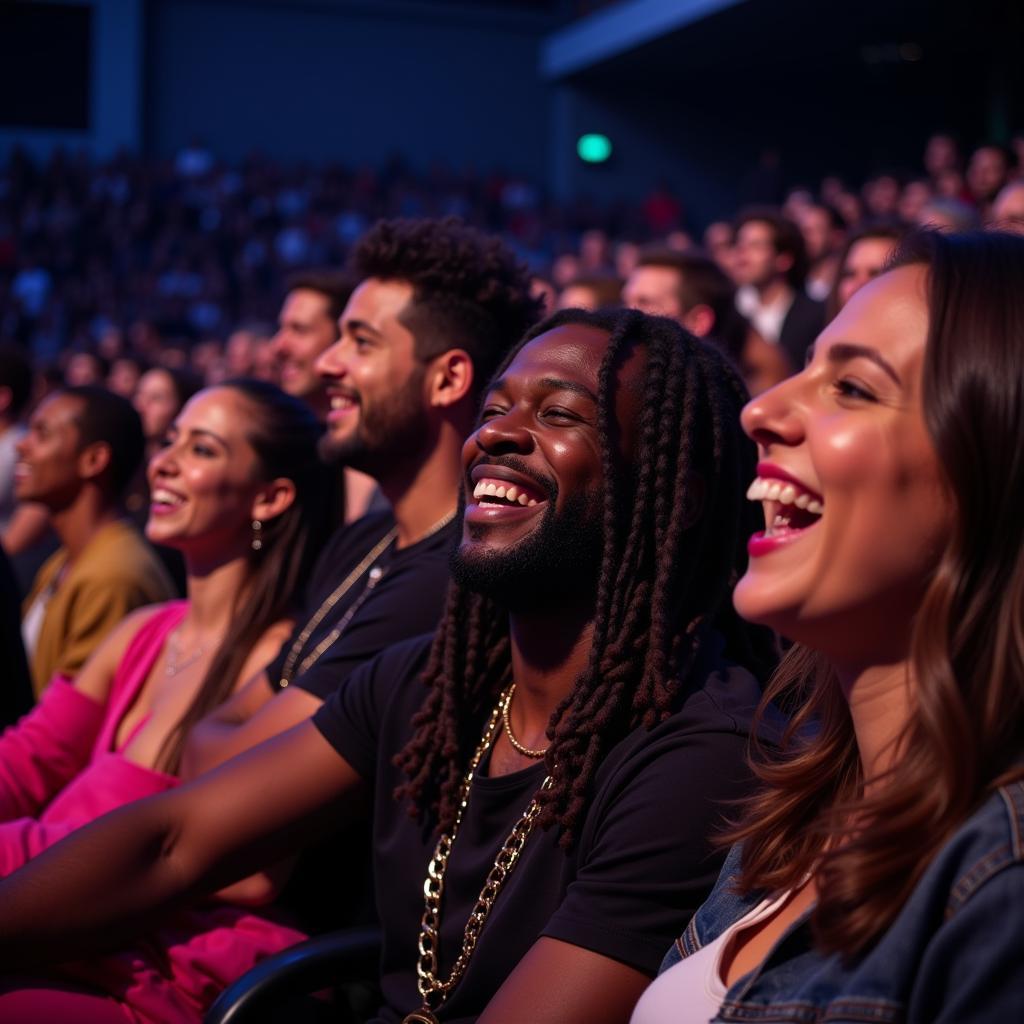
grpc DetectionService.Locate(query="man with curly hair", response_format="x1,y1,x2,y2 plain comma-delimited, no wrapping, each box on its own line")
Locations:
182,217,541,786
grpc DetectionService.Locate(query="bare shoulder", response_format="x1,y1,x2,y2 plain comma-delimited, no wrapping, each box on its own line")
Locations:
73,602,179,702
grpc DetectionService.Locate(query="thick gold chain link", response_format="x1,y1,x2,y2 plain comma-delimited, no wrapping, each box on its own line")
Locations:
411,687,553,1015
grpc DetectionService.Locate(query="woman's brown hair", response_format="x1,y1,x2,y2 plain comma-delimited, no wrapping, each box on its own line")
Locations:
728,230,1024,959
155,379,333,773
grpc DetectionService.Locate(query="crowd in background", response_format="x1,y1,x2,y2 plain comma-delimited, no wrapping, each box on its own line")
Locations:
3,130,1024,403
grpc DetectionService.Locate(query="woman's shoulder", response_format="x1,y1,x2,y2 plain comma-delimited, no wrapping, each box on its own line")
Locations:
936,778,1024,916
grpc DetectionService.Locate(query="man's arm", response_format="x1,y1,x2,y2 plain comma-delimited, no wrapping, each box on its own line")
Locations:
0,719,366,970
479,938,650,1024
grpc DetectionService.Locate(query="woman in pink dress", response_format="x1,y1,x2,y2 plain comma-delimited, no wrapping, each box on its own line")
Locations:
0,378,331,1022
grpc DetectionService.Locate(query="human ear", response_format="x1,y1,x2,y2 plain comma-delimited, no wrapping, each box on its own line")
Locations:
682,304,716,339
251,478,297,524
77,441,112,481
428,349,474,409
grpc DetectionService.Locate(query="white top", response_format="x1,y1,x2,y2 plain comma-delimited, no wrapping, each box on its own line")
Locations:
630,891,791,1024
735,285,795,345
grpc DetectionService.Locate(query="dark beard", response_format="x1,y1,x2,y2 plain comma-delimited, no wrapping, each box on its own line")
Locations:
317,367,430,474
450,487,604,611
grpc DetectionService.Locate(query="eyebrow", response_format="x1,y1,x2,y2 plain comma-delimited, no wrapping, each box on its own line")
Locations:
343,318,382,337
489,376,599,404
180,427,229,448
825,342,902,386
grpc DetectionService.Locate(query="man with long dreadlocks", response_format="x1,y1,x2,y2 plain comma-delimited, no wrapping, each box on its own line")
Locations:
0,308,777,1023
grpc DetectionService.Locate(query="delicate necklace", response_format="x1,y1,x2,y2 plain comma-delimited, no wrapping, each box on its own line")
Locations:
500,682,548,759
165,624,220,677
278,510,456,689
403,686,553,1024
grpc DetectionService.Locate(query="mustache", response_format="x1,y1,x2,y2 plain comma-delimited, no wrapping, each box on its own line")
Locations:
467,454,557,502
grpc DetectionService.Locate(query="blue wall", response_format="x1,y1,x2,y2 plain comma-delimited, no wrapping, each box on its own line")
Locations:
147,0,552,177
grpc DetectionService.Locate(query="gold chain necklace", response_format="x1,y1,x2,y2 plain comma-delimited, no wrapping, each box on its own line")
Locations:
277,510,456,689
402,686,553,1024
500,683,548,759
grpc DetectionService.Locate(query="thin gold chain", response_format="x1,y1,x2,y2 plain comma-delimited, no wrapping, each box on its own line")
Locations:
406,687,553,1022
277,526,397,687
500,683,548,758
277,509,457,688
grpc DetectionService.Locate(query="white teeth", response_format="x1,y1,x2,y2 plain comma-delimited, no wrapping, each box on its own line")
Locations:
152,488,183,505
746,476,824,514
472,477,544,508
505,486,518,502
518,493,529,506
495,486,507,499
527,499,537,507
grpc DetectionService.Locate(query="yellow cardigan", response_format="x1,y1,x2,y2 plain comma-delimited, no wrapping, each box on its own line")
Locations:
22,519,175,697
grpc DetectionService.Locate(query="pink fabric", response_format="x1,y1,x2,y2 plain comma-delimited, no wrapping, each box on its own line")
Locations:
0,602,307,1023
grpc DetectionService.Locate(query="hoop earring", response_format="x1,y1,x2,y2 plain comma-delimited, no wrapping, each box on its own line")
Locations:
251,519,263,551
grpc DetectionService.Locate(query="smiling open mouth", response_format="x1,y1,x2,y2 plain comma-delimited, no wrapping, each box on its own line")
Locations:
472,478,541,508
746,476,824,539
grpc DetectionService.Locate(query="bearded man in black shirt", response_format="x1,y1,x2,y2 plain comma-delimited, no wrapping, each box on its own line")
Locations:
0,308,777,1024
183,217,541,779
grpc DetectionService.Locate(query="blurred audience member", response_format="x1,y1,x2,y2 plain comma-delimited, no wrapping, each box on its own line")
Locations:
557,274,622,311
733,208,824,373
825,224,903,321
966,144,1014,215
917,196,980,233
923,131,961,183
0,347,32,534
16,387,175,695
862,173,901,219
271,270,353,422
897,179,933,225
988,180,1024,234
64,351,108,388
703,221,736,277
106,354,148,400
796,203,845,300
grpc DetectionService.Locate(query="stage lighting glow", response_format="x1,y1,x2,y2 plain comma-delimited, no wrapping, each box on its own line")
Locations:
577,134,612,163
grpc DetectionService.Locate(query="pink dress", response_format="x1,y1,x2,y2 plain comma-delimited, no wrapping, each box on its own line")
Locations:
0,602,307,1023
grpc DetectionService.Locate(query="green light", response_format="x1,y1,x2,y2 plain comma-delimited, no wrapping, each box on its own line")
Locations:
577,133,612,163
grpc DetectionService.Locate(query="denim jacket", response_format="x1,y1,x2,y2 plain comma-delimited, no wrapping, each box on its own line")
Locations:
660,781,1024,1022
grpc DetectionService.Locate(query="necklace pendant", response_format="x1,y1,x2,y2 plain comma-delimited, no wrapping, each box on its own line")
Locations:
401,1010,440,1024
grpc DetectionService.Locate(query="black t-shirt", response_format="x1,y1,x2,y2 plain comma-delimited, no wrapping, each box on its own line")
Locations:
265,511,456,699
313,632,766,1023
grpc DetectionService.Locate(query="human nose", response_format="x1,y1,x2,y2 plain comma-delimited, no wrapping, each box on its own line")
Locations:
315,336,349,380
147,439,177,482
472,408,535,457
740,374,806,450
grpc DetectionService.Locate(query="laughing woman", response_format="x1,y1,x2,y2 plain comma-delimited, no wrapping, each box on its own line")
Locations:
632,230,1024,1023
0,379,330,1021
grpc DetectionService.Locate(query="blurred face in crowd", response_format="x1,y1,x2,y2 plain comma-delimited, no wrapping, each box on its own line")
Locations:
797,206,836,263
14,393,89,508
146,387,285,556
65,352,104,388
863,175,900,218
736,265,950,666
704,222,736,276
924,134,959,178
272,288,338,405
225,330,256,376
134,368,181,442
898,181,932,224
967,147,1009,203
315,278,430,475
108,358,143,399
989,182,1024,235
623,265,685,321
836,236,899,312
733,220,788,290
557,284,603,312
